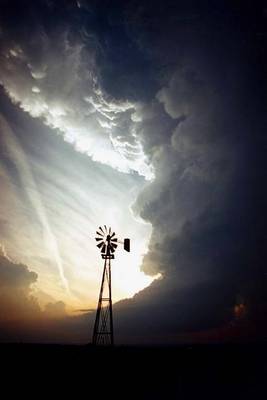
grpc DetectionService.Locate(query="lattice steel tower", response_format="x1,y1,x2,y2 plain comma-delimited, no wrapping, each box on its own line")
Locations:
92,225,130,346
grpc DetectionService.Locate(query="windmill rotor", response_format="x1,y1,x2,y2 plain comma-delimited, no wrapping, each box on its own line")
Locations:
95,225,124,258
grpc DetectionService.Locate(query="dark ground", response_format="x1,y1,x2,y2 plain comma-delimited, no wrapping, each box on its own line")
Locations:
1,343,266,399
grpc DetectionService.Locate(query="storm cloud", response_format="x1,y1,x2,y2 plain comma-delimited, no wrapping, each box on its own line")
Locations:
0,245,88,343
116,1,267,342
0,244,39,321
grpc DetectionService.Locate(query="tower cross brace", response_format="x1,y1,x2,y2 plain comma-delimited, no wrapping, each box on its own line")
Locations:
92,254,114,346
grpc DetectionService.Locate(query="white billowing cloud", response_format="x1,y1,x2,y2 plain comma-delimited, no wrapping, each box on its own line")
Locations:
0,30,153,179
32,86,41,93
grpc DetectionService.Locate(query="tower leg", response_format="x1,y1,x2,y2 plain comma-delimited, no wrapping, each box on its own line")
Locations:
108,257,114,346
92,257,114,346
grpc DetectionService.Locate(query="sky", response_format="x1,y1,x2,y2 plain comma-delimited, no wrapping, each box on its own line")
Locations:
0,0,266,344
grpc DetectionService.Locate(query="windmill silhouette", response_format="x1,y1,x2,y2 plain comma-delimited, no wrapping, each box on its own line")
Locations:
92,225,130,345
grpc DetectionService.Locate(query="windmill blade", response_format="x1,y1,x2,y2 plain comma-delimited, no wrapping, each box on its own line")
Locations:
110,243,118,250
104,225,107,233
109,227,111,235
111,238,118,243
97,241,104,249
95,237,103,242
101,244,106,253
110,232,115,239
110,243,117,252
96,230,104,236
99,226,104,234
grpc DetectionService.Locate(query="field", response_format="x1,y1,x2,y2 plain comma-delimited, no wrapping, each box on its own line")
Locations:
1,343,266,399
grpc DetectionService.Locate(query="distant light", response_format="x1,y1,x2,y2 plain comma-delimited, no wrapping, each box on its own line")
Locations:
234,303,246,318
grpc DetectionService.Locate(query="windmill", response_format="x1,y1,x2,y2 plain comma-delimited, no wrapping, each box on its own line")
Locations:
92,225,130,345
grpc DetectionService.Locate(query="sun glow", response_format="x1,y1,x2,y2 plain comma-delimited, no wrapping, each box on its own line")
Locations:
84,217,154,309
111,233,154,301
1,81,156,315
